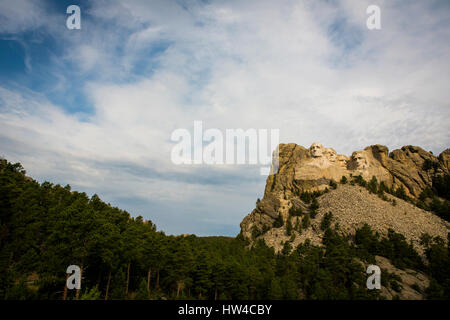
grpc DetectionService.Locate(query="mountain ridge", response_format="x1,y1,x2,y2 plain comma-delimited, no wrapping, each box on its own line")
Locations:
240,143,450,253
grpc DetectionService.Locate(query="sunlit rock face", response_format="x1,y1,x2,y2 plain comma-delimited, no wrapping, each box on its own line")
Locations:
309,142,324,158
348,149,392,186
255,142,450,230
240,142,450,256
294,143,350,188
263,143,449,199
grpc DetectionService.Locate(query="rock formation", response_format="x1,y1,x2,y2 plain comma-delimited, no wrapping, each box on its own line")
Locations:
240,142,449,300
264,143,449,199
241,143,450,251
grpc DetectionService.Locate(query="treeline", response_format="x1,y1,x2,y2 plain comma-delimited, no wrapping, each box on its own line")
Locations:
0,159,449,300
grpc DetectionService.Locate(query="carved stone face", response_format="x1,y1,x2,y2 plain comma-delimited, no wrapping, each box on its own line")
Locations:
352,151,368,170
310,142,324,158
336,154,348,167
323,148,337,162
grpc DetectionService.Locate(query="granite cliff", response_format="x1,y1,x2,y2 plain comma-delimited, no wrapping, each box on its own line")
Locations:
239,143,449,299
240,143,450,253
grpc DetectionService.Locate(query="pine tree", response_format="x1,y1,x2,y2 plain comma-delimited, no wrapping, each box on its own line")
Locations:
302,214,310,229
273,213,284,228
285,218,293,236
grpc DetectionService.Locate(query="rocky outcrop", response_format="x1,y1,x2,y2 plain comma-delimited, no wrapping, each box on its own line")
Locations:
242,184,449,254
264,143,448,198
438,148,450,172
384,145,444,197
240,143,449,252
373,256,429,300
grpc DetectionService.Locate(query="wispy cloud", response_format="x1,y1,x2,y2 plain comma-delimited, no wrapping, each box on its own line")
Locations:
0,0,449,235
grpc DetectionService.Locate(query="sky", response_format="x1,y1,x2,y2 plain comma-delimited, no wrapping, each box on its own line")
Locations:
0,0,449,236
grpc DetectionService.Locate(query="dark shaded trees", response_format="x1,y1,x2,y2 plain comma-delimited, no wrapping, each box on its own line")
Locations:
0,158,448,301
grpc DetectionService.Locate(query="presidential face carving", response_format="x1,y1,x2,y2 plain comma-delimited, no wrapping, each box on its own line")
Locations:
310,142,324,158
352,151,368,170
336,154,348,168
323,148,337,162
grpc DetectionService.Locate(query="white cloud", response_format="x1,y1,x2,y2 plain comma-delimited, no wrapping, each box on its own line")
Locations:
0,0,47,33
0,0,449,235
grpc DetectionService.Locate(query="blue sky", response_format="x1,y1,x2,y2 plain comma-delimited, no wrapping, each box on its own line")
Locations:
1,0,449,236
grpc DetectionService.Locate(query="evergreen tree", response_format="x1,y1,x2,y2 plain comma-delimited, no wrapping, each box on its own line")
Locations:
285,218,293,236
0,158,446,301
302,214,310,229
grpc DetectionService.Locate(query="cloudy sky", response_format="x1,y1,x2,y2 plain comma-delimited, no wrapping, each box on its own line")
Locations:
0,0,449,236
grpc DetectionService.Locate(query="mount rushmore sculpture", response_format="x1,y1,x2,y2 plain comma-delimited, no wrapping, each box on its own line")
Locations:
240,142,450,256
266,142,450,198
